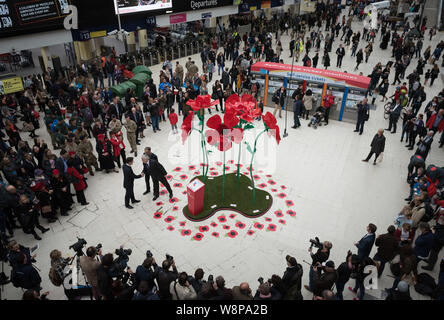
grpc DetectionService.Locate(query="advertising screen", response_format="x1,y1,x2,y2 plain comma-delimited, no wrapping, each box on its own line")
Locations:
114,0,172,15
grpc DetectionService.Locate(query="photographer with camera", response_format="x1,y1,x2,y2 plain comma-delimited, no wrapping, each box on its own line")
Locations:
255,277,281,300
135,252,160,290
282,255,303,300
132,280,160,300
97,253,115,300
335,251,360,300
304,237,332,293
170,271,197,300
79,246,102,300
187,268,206,295
232,282,253,300
49,249,72,288
311,260,338,299
156,255,178,300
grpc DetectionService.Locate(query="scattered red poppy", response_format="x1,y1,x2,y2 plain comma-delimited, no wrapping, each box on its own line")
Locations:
274,210,283,217
223,225,231,230
153,212,162,219
253,175,261,180
169,197,178,204
182,191,187,195
160,190,167,196
247,230,255,236
235,221,246,229
254,222,264,229
155,201,163,206
281,185,287,190
160,183,165,188
210,222,218,227
199,226,209,232
173,183,183,188
164,216,175,223
167,226,175,231
226,230,238,238
267,224,277,232
210,171,219,176
188,165,196,170
286,210,296,217
228,160,234,164
277,193,287,199
262,112,281,144
258,183,267,188
271,188,278,192
173,167,182,172
166,175,173,180
266,174,272,178
265,217,272,222
179,174,188,180
243,171,250,175
278,219,286,225
246,166,254,172
229,214,236,219
286,200,294,207
192,233,204,241
217,215,227,223
200,163,208,167
212,232,219,238
179,221,186,226
224,166,230,171
173,206,179,211
180,229,191,236
209,167,216,171
215,161,222,166
268,180,276,185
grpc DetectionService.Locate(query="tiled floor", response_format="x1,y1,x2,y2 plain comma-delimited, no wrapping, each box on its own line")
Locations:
3,18,444,300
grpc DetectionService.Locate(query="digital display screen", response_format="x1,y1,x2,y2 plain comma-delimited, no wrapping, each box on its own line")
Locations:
114,0,172,15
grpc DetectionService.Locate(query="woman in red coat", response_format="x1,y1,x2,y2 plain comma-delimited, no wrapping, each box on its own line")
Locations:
109,132,126,168
66,164,89,206
425,109,444,134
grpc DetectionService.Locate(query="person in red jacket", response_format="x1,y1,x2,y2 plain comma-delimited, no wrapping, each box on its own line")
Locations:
66,164,89,206
426,109,444,134
322,91,335,125
109,132,126,168
169,108,178,134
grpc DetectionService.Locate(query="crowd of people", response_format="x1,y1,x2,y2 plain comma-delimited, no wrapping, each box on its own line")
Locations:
0,0,443,300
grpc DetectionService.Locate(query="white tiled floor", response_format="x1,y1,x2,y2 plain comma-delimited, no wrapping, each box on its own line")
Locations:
3,18,444,300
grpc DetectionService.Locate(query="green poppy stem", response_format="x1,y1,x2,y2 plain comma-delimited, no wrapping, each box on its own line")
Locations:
222,151,226,201
236,142,242,187
250,130,267,204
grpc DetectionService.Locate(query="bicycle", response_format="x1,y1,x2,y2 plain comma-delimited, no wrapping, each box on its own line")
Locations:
383,101,407,120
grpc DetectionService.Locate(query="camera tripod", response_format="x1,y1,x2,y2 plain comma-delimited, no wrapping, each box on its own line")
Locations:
66,251,93,300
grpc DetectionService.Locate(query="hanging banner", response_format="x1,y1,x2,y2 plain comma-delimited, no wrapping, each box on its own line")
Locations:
173,0,234,13
0,76,24,95
169,13,187,25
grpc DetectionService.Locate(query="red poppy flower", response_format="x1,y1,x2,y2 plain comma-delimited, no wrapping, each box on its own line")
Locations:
194,171,200,175
181,229,192,236
274,210,283,217
210,222,218,227
153,212,162,219
169,197,179,203
173,167,182,172
179,221,186,226
205,112,240,151
246,166,254,172
192,233,204,241
215,162,222,166
258,183,267,188
155,201,163,206
265,217,272,222
253,175,261,180
173,206,179,211
281,185,287,190
243,171,250,175
262,112,281,144
166,175,173,180
226,230,238,238
199,226,209,232
271,188,278,192
235,221,246,229
247,230,255,236
229,214,236,219
217,215,227,223
278,219,286,225
173,183,183,188
167,226,175,231
286,210,296,217
266,174,272,178
268,180,276,185
212,232,219,238
224,166,230,171
181,112,194,144
200,163,208,167
286,200,294,207
179,174,188,180
186,95,219,112
188,165,196,170
160,190,167,196
164,216,175,223
267,224,277,231
223,225,230,230
182,191,187,195
228,160,234,164
254,222,264,229
277,193,287,199
210,171,219,176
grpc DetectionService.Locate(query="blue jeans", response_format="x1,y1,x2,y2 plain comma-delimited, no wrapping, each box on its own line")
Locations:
336,281,345,300
218,64,224,75
353,279,365,300
401,123,409,141
309,267,314,291
152,116,160,131
107,73,115,87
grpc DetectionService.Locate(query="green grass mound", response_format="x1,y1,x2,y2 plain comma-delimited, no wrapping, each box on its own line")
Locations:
183,172,273,222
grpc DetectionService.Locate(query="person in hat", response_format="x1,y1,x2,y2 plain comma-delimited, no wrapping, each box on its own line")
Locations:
50,168,73,216
96,134,118,173
77,135,100,176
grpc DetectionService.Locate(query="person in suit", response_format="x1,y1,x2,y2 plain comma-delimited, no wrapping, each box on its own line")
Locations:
122,157,143,209
354,223,377,262
142,147,158,195
354,98,369,135
386,100,402,133
108,97,124,123
128,106,144,145
373,225,399,277
147,154,173,201
415,130,433,160
362,129,385,165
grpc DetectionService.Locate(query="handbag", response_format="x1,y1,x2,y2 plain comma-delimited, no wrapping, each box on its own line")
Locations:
376,152,384,163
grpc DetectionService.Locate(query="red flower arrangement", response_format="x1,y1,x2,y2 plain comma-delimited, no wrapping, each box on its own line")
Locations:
226,230,238,238
267,224,277,232
198,226,209,232
180,229,192,236
235,221,246,229
192,233,204,241
254,222,264,230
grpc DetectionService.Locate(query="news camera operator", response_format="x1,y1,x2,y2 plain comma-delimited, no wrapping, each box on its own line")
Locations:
135,251,160,290
79,246,103,300
156,255,178,300
311,260,338,299
305,237,332,293
97,253,115,300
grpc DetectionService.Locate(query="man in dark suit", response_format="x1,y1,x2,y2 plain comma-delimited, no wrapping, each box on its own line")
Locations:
147,155,173,201
122,157,143,209
354,98,369,135
354,223,377,262
386,99,402,133
415,130,434,160
373,225,399,277
142,147,158,195
108,97,124,123
55,149,69,177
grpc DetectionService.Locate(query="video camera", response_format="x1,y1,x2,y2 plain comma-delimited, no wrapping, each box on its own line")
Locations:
258,277,272,285
309,237,323,250
110,247,132,281
69,238,102,257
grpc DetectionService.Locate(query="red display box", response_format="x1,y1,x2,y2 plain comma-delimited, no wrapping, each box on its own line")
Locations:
187,179,205,216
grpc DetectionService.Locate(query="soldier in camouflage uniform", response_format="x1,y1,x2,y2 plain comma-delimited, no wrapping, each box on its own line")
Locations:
124,114,138,156
64,137,78,154
108,115,123,134
77,135,100,175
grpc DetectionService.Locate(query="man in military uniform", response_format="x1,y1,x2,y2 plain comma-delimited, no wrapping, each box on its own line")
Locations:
175,61,184,86
124,114,138,157
77,135,100,175
64,137,77,154
108,114,122,134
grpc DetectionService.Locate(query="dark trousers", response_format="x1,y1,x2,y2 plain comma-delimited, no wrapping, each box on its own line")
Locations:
365,151,381,162
293,111,301,127
425,246,442,269
145,174,151,192
353,279,365,300
337,56,343,67
125,186,136,206
335,281,345,300
356,118,365,134
388,116,398,132
76,190,87,205
373,253,388,277
152,116,160,131
153,176,173,197
324,107,331,124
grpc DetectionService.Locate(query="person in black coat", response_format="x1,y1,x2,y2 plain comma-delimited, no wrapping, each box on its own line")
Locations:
155,259,178,300
272,86,287,118
122,157,143,209
373,225,399,277
354,223,377,262
146,155,173,201
362,129,386,164
354,98,369,135
13,252,42,294
281,256,303,300
107,97,124,123
142,148,158,195
335,251,360,300
386,100,402,133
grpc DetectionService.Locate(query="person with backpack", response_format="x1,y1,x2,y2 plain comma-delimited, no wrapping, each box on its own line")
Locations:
49,249,71,288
